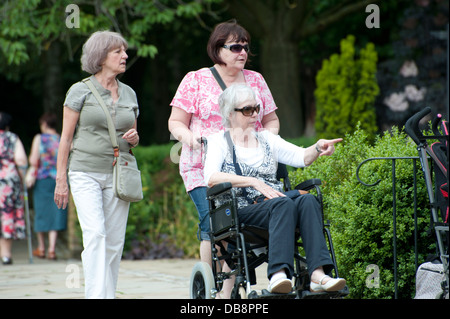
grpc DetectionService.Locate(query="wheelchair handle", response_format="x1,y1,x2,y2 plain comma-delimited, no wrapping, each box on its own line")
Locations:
432,113,443,137
404,107,431,145
198,137,207,145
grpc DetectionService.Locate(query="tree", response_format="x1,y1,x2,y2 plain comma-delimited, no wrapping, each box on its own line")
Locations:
374,0,449,131
0,0,216,121
225,0,381,137
0,0,412,143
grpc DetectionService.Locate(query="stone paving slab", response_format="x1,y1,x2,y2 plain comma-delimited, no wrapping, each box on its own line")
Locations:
0,240,268,299
0,258,198,299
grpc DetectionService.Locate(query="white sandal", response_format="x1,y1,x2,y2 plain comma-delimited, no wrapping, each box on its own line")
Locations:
268,277,292,294
310,275,346,292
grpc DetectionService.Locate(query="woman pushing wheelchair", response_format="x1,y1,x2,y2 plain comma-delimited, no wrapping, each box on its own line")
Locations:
203,84,346,295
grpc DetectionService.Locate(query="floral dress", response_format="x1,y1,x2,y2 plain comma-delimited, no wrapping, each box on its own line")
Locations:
0,130,26,239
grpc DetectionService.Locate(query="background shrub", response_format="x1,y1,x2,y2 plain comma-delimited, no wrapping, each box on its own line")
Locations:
314,35,379,141
125,144,199,259
290,125,435,298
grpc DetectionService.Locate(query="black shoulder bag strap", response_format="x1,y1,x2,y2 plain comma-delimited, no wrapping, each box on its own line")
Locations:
210,67,227,91
224,131,253,204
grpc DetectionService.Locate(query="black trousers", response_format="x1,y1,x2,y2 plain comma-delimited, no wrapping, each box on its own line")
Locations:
237,194,333,279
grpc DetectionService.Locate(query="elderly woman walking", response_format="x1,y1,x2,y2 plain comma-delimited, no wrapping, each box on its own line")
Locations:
54,31,140,299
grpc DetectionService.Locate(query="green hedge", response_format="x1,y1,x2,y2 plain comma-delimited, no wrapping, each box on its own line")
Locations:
290,125,434,298
126,143,199,259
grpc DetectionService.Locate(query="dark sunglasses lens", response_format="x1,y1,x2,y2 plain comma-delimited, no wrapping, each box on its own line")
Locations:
242,107,252,116
242,105,259,116
230,44,248,53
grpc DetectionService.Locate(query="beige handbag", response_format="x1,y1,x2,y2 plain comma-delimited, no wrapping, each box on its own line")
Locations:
83,78,143,202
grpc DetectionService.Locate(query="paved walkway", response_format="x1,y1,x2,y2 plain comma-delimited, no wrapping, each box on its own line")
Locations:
0,240,268,299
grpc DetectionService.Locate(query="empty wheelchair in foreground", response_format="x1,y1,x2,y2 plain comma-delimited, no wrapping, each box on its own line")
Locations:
189,164,349,299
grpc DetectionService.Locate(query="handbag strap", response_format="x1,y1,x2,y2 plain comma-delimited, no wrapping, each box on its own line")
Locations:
210,67,227,91
82,78,120,163
224,130,252,204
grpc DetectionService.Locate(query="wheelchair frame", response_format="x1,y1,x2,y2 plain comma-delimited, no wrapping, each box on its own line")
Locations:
189,164,349,299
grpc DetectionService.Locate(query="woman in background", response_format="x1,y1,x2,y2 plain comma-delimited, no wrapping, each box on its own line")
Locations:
27,113,67,260
0,112,28,265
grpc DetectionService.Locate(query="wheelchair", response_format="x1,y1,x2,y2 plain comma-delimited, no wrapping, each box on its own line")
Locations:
189,163,349,299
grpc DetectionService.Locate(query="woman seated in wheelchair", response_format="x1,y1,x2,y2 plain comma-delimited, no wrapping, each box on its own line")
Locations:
203,84,346,295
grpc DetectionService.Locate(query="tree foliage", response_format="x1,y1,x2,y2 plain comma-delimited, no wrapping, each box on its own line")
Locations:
0,0,219,145
0,0,218,76
1,0,385,139
375,0,449,131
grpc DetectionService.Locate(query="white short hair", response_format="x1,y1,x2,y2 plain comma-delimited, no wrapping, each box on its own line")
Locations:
218,84,256,127
81,31,128,74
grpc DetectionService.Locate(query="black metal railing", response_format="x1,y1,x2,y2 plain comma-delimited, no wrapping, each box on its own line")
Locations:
356,156,420,299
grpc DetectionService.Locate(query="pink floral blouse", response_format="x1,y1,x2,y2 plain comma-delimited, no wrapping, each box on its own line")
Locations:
170,67,277,192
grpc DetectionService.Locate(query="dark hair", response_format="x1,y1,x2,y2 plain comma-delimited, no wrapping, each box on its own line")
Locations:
39,112,58,129
0,112,12,130
207,19,252,66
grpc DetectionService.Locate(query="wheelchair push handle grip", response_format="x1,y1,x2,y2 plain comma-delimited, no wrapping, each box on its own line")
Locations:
197,137,207,146
198,137,208,164
405,107,431,144
432,113,443,136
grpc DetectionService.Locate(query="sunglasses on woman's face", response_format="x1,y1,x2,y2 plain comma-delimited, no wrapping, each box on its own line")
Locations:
234,104,260,116
223,44,249,53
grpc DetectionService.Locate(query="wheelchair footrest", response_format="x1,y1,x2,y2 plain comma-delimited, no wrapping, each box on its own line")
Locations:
299,285,349,299
253,289,297,299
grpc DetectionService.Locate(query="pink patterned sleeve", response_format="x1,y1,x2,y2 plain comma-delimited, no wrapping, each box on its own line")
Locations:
244,70,278,116
170,71,199,114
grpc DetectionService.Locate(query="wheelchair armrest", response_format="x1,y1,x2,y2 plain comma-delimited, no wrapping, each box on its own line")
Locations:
294,178,321,191
207,182,232,198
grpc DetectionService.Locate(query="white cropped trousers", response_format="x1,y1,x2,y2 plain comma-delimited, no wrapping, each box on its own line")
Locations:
69,171,130,299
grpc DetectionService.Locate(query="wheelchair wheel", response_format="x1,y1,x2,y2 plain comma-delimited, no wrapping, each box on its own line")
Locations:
189,262,215,299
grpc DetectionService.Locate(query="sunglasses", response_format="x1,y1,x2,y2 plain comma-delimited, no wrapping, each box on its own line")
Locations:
234,104,260,116
223,44,249,53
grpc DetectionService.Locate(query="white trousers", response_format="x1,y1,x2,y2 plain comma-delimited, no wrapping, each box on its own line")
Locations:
69,171,130,299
